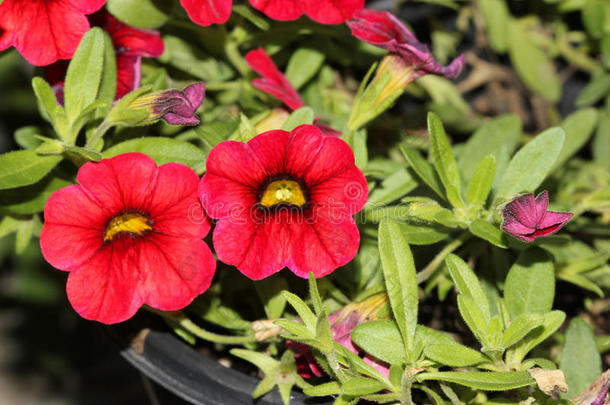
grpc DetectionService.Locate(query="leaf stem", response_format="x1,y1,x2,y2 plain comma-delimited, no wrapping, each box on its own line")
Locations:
84,119,113,150
416,231,469,284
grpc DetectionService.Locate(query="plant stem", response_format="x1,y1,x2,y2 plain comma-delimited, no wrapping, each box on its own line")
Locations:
85,119,113,150
400,373,415,405
416,231,469,284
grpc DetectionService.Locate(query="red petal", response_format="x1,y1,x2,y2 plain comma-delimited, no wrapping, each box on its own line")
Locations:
502,193,538,229
302,0,364,24
248,0,304,21
116,54,140,99
67,0,106,14
291,211,360,278
204,140,268,188
245,48,305,110
147,162,211,239
199,173,258,219
247,129,291,175
139,234,216,311
40,185,108,270
77,153,158,213
302,132,356,186
309,165,368,216
213,211,291,280
0,0,103,66
534,190,550,224
180,0,233,26
102,12,164,57
538,211,573,231
283,125,324,178
347,9,413,45
66,241,142,324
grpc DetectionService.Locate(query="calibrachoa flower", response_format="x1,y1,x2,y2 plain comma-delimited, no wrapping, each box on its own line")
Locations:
0,0,106,66
246,48,341,137
181,0,364,26
40,153,216,324
500,191,573,242
128,83,206,126
347,9,465,81
199,124,367,279
46,10,165,101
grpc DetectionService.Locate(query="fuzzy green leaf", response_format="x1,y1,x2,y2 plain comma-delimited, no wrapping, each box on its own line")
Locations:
504,248,555,320
553,108,599,170
446,254,491,322
342,377,387,396
479,0,510,53
281,107,315,132
0,151,62,190
467,155,496,208
424,343,490,367
378,218,418,363
31,77,58,125
351,320,406,365
457,295,489,346
106,0,169,29
103,137,205,171
560,318,602,397
469,220,508,249
417,371,534,391
496,127,565,200
427,112,464,208
285,48,325,89
400,145,445,200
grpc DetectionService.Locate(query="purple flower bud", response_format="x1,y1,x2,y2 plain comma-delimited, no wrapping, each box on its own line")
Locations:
128,82,205,126
500,191,573,242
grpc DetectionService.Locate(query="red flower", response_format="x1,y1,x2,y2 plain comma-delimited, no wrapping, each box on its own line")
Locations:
500,191,573,242
0,0,106,66
347,9,464,79
45,11,164,101
40,153,216,324
246,48,305,111
199,125,367,280
246,48,342,137
180,0,363,26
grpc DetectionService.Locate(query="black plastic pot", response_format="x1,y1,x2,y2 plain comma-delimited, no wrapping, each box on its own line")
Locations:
117,328,332,405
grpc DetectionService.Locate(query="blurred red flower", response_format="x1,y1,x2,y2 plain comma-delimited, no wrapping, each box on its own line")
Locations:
181,0,363,26
199,125,367,280
500,191,573,242
40,153,216,324
46,10,164,101
245,48,341,136
347,9,465,80
0,0,106,66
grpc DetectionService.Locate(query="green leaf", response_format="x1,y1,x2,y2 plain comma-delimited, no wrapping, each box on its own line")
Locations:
31,77,58,125
0,216,22,239
560,318,601,397
14,127,43,150
582,0,608,38
97,32,117,114
504,248,555,320
553,108,599,170
351,320,406,365
479,0,510,53
446,254,491,322
508,310,565,363
366,168,417,208
458,114,521,181
254,277,287,319
106,0,170,29
281,107,315,131
501,314,544,349
399,223,451,246
469,220,508,249
424,343,490,367
64,27,105,123
496,127,565,200
594,112,610,169
400,145,445,200
342,377,387,396
285,48,325,89
378,218,418,363
602,34,610,70
0,175,71,214
16,217,36,255
303,382,341,397
576,74,610,107
160,36,233,82
508,20,561,102
467,155,496,208
0,151,62,190
103,137,205,171
281,291,317,331
457,295,490,346
417,371,534,391
557,272,604,297
343,129,368,169
427,112,464,208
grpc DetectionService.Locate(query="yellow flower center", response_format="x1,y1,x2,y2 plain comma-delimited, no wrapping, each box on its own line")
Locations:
260,179,306,207
104,212,152,242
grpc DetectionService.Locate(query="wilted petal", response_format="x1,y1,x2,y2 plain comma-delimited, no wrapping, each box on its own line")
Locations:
129,83,206,126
